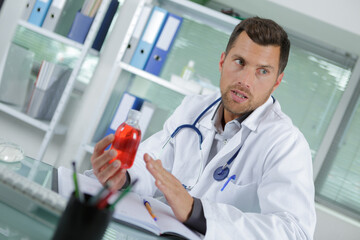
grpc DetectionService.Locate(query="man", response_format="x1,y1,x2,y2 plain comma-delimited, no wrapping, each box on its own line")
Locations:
90,17,316,239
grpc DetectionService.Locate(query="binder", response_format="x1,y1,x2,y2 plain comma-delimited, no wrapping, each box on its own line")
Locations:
67,11,94,44
21,0,37,21
28,0,53,27
26,61,72,120
92,0,119,51
122,5,152,64
139,101,156,137
129,6,168,70
104,92,145,149
144,13,183,76
42,0,67,31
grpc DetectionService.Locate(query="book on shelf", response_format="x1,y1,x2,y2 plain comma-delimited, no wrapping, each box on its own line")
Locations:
57,166,201,239
26,60,72,121
92,0,119,51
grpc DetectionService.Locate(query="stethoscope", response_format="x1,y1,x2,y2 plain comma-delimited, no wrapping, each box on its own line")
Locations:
162,95,276,187
162,97,241,184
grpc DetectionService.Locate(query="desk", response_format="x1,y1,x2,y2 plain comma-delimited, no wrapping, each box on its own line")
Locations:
0,157,177,240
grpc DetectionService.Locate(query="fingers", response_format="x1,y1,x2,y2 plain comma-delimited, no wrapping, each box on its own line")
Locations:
91,149,117,174
143,153,193,222
96,159,121,184
92,134,114,158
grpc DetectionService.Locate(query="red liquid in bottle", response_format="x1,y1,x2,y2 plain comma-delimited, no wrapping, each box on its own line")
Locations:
110,122,141,169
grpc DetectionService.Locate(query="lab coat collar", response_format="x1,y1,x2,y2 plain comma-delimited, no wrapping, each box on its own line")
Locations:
242,96,275,132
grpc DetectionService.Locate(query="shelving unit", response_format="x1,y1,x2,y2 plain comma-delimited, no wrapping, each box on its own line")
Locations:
0,0,113,161
74,0,238,165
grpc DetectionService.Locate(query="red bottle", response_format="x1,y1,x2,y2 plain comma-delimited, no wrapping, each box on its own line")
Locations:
109,109,142,169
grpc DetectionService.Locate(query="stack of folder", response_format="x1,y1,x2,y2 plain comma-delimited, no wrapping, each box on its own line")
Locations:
124,6,183,77
26,61,72,121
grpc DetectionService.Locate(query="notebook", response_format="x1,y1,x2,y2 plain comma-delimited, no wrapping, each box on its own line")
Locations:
57,167,201,239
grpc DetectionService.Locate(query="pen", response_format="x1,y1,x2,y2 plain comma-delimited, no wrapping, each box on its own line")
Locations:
96,188,115,209
89,182,110,206
108,179,138,210
143,199,157,221
72,161,84,202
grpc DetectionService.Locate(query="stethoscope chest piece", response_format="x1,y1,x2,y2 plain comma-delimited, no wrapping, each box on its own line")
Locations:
213,166,230,181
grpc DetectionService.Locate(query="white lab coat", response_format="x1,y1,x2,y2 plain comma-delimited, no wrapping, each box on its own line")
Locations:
128,92,316,240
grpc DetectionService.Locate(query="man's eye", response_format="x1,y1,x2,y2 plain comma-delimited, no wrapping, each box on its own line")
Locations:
259,69,268,75
235,59,244,65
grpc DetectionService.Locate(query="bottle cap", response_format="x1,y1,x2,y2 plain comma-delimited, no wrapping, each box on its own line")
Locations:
127,109,141,121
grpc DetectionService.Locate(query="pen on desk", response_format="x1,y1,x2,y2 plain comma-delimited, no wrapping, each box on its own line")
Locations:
108,179,138,211
72,161,84,202
143,199,157,221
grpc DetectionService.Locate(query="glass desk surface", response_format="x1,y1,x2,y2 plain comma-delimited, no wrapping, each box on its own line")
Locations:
0,157,179,240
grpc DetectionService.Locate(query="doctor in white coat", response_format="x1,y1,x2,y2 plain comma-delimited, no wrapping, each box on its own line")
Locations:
91,17,316,239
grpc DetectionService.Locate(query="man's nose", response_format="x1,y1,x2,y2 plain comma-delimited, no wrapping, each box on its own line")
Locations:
237,67,254,88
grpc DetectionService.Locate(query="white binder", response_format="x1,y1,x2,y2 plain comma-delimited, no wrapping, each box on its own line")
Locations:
122,5,152,63
21,0,36,20
42,0,67,31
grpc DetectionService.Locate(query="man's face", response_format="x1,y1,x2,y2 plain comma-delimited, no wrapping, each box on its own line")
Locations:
219,31,284,123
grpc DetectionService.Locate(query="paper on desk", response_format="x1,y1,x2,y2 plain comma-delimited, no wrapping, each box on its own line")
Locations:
57,167,201,239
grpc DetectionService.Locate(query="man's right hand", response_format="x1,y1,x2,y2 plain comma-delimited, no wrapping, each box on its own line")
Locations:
90,134,127,191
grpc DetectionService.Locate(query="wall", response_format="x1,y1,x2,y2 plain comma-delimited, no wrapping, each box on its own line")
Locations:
212,0,360,56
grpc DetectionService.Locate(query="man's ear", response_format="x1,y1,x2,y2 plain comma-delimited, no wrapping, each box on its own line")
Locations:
271,72,284,93
219,52,226,72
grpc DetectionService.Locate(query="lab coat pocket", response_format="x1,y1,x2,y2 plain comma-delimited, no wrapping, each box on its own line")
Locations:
216,182,259,212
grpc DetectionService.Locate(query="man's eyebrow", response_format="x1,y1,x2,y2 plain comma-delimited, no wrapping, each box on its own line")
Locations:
257,64,275,70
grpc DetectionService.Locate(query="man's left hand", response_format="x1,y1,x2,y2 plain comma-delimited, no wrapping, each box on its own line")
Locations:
143,153,194,222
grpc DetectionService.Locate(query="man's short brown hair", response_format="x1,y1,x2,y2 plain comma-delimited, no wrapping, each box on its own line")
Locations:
225,17,290,74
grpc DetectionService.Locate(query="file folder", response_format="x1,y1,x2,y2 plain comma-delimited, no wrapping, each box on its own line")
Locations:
67,11,94,44
28,0,53,27
122,5,152,64
42,0,67,31
104,92,145,150
92,0,119,51
129,6,168,70
21,0,36,21
144,13,183,76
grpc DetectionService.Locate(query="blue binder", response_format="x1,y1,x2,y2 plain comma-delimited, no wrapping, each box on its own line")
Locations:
28,0,53,26
129,6,168,70
104,92,144,149
92,0,119,51
67,11,94,44
144,13,183,76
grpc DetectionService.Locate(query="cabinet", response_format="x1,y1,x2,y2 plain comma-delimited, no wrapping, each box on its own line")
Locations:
74,0,239,166
0,0,115,161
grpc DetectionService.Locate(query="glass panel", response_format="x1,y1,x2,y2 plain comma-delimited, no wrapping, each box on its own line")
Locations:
159,17,229,89
315,92,360,219
273,46,353,157
13,25,98,84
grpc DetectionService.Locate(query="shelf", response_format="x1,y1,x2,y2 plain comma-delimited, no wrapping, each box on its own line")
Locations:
119,62,197,96
158,0,239,34
0,102,67,135
84,143,95,155
17,20,99,56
